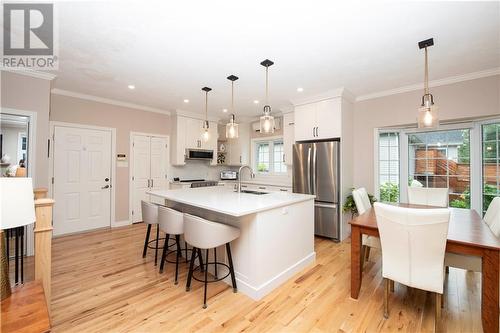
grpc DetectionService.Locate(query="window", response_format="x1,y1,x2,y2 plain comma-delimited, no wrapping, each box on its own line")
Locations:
482,122,500,214
378,132,400,202
254,139,287,174
408,129,470,208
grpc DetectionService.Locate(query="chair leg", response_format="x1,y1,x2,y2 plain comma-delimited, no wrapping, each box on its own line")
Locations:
214,247,218,279
226,243,237,292
15,228,19,284
389,280,395,292
154,225,160,266
184,241,188,263
435,293,442,332
142,224,151,258
20,227,24,284
159,234,170,273
198,249,205,272
445,266,449,274
365,246,371,262
383,278,389,319
175,235,181,285
203,249,209,309
186,247,196,291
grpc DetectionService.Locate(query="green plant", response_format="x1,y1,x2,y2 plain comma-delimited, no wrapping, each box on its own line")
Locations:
379,182,399,203
343,189,377,216
257,163,268,172
483,184,499,212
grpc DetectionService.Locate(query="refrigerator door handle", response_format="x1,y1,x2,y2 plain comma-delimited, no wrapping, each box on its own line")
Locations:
307,146,312,193
311,145,317,195
315,203,337,209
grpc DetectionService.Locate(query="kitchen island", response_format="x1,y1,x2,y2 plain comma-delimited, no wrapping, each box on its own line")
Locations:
148,186,315,300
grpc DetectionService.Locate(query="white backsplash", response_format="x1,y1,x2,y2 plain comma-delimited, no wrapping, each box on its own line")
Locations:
170,160,237,181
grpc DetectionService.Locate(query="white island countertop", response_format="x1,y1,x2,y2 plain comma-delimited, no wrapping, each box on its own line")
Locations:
148,186,315,217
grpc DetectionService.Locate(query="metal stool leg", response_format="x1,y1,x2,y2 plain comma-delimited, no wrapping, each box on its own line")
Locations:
20,227,24,284
197,249,204,272
214,247,218,278
159,234,170,273
203,249,209,309
186,247,197,291
154,225,159,266
226,243,237,292
175,235,181,284
184,242,188,263
142,224,151,258
15,227,19,284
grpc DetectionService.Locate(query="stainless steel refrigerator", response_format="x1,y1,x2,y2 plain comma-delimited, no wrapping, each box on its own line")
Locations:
292,140,340,240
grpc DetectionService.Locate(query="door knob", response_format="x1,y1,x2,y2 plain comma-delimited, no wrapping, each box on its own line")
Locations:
101,185,110,189
105,177,109,182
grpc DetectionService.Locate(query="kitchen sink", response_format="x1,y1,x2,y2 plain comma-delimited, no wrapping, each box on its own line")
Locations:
239,190,269,195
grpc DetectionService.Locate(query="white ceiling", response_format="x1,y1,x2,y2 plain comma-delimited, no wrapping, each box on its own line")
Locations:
51,1,500,117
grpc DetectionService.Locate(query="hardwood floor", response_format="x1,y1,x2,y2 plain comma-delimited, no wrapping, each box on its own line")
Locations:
51,223,484,332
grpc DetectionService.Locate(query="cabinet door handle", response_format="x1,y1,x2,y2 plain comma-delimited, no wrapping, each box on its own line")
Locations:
258,186,266,190
147,179,151,188
151,179,154,188
313,127,315,137
280,188,288,192
283,154,285,163
240,156,242,163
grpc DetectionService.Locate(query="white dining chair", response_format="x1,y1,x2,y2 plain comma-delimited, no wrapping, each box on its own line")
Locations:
445,197,500,272
374,202,450,331
407,187,448,207
352,188,381,264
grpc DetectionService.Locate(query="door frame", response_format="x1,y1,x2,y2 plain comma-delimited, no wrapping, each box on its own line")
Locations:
129,131,170,224
48,121,117,229
1,108,37,256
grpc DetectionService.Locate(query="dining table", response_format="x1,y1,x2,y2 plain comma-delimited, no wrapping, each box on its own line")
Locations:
349,203,500,333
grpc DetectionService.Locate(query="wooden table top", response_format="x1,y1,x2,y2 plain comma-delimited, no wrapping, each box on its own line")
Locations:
1,280,51,333
350,203,500,251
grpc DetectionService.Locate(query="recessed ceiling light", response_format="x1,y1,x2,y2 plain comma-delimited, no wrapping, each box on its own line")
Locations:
297,87,304,92
128,84,135,90
183,99,189,103
253,100,259,104
222,108,228,113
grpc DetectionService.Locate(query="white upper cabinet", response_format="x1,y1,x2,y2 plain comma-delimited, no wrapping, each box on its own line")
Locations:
283,113,295,165
227,122,250,166
294,97,342,141
171,115,218,165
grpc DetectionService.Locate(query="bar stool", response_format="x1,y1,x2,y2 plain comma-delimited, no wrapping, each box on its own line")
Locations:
158,206,205,284
184,213,240,308
141,200,166,266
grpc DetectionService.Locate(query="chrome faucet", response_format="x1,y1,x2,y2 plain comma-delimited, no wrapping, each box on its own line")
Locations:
236,165,255,193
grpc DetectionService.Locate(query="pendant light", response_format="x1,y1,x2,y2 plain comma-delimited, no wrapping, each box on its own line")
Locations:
417,38,439,128
226,75,239,139
259,59,275,134
201,87,212,142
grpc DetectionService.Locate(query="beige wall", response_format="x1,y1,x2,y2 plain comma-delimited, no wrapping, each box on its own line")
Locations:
1,71,52,188
353,75,500,194
50,94,171,221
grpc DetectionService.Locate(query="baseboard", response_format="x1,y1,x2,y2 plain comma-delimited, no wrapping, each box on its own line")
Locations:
223,251,316,300
112,220,131,228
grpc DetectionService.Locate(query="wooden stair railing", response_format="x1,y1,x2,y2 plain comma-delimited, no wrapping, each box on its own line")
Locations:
33,196,54,313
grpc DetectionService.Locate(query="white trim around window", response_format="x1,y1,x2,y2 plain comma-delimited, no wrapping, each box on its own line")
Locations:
250,135,288,178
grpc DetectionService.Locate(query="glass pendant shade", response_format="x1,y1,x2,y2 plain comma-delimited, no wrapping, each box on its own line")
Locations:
202,120,210,142
260,106,275,134
418,104,439,128
226,114,239,139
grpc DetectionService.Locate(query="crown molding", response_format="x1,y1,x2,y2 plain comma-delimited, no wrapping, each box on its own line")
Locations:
356,67,500,102
1,68,57,80
51,88,171,115
173,109,220,122
290,87,355,106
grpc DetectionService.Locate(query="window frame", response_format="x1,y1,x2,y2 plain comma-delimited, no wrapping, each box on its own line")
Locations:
251,136,287,176
375,121,484,214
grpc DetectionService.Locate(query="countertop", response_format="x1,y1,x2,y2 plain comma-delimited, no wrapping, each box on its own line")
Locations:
148,186,314,217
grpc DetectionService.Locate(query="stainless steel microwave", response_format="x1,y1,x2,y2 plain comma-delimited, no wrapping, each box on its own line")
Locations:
185,148,214,160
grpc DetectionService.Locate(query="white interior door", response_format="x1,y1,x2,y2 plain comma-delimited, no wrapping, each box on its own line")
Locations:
149,137,168,205
132,135,151,222
131,135,169,221
53,126,112,236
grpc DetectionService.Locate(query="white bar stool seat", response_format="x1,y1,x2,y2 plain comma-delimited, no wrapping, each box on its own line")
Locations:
184,213,240,308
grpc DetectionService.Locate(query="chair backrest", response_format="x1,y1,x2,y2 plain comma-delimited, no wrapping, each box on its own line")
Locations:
141,201,158,225
184,213,240,249
484,197,500,238
352,188,372,215
158,206,184,235
407,187,448,207
374,202,450,294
